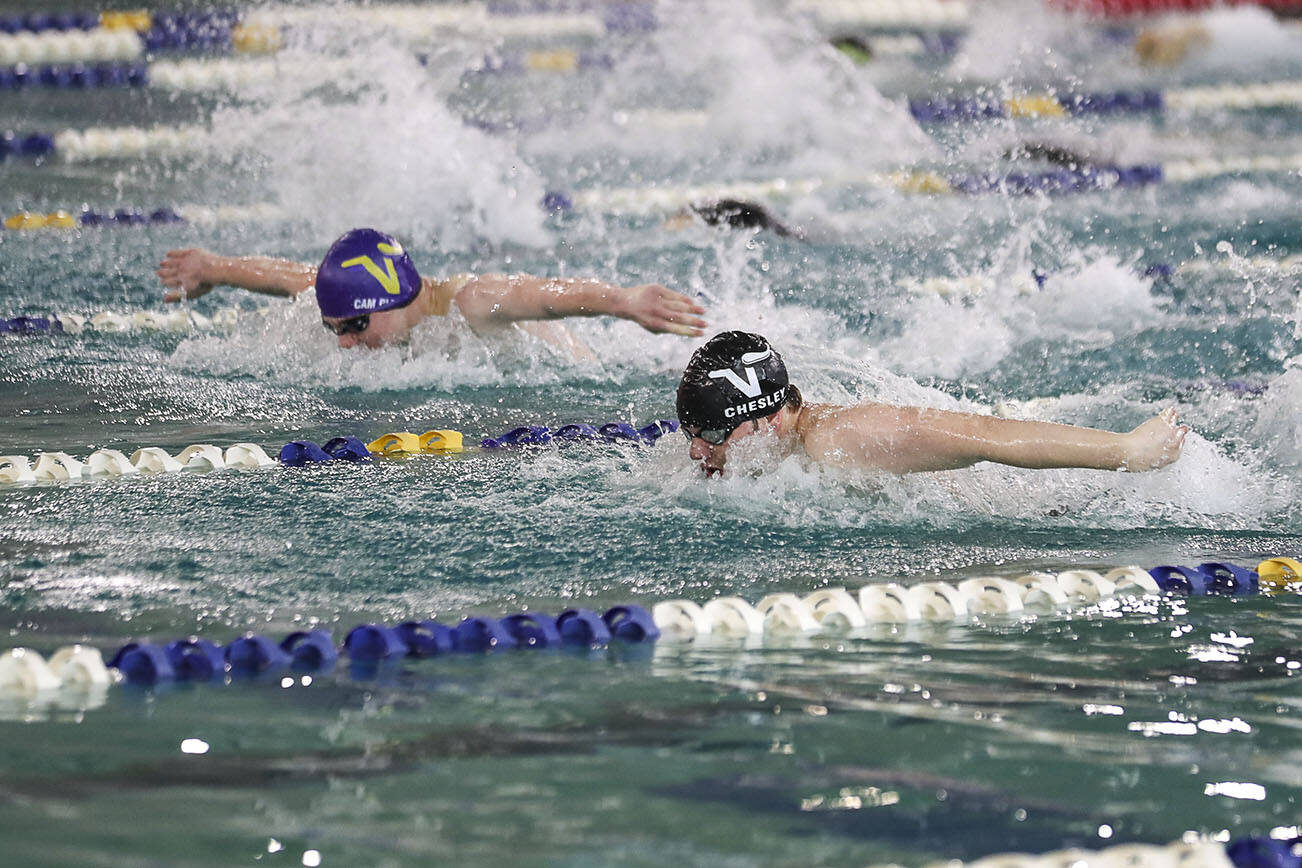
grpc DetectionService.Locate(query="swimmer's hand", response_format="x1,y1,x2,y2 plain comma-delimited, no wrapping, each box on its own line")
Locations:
1121,408,1189,471
157,248,217,302
622,284,707,337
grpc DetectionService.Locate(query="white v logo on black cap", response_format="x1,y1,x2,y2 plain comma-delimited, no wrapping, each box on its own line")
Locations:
708,365,763,398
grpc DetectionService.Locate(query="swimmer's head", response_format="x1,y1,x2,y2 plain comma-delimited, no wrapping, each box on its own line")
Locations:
679,332,800,476
677,331,790,437
315,228,422,320
666,199,797,239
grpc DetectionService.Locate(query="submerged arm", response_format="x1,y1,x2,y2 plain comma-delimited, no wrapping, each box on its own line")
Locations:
805,404,1188,474
157,248,317,303
452,273,707,337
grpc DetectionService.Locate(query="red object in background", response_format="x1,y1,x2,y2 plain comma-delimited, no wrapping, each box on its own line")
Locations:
1051,0,1302,15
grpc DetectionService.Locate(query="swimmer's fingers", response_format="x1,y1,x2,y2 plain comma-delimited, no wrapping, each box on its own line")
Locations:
156,248,216,301
644,312,705,336
649,307,707,335
662,321,706,337
652,289,707,327
627,285,707,335
662,288,706,315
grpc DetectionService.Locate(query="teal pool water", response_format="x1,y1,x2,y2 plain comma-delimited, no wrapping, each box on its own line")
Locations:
2,1,1302,865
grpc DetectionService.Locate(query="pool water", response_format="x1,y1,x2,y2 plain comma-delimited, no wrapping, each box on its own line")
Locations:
2,1,1302,865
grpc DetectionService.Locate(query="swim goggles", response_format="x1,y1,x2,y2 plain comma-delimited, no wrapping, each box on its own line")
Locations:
681,423,738,446
321,314,370,336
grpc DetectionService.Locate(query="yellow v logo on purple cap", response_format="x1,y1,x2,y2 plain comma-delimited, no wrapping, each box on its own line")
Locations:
339,243,405,296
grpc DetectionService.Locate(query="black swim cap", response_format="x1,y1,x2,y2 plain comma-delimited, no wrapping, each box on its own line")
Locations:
690,198,796,238
677,331,790,431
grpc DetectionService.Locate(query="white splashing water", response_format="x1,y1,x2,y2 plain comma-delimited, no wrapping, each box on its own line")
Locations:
520,0,932,177
874,253,1161,380
205,7,551,249
1194,6,1300,72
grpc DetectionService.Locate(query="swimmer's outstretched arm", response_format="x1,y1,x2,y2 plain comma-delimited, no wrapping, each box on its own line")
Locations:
803,404,1188,474
452,274,707,337
158,249,316,303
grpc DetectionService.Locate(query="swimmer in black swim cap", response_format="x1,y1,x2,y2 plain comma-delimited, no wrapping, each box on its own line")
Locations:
157,228,707,353
665,199,805,241
677,331,800,477
678,331,1189,477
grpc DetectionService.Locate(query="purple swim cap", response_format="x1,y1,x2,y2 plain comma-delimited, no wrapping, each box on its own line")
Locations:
315,228,422,319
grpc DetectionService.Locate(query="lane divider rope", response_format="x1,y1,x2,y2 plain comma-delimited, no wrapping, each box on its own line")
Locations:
0,3,654,59
873,833,1298,868
542,155,1302,214
0,2,974,40
0,307,255,335
0,203,285,230
898,253,1302,298
0,157,1296,232
0,48,626,93
910,81,1302,123
789,0,969,26
214,4,642,39
0,603,660,695
0,559,1296,709
0,27,142,66
478,420,678,448
651,560,1301,639
0,421,678,484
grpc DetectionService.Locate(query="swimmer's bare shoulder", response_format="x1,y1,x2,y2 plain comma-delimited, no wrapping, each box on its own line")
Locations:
794,401,910,470
423,274,474,318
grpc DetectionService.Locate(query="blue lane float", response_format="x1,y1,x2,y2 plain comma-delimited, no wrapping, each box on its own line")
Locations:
396,621,455,657
910,88,1166,123
556,608,613,645
344,624,410,660
225,633,291,674
0,13,101,33
0,316,63,334
484,0,657,33
0,132,56,157
143,10,240,53
501,613,562,648
96,604,661,685
282,630,337,669
0,63,150,89
79,207,184,225
945,163,1164,195
480,419,678,448
108,642,174,684
453,617,518,652
278,437,375,466
1228,835,1302,868
1151,562,1259,596
164,638,225,680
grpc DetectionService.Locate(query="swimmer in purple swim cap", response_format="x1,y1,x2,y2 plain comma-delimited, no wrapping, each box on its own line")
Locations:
157,227,706,353
677,331,1189,478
